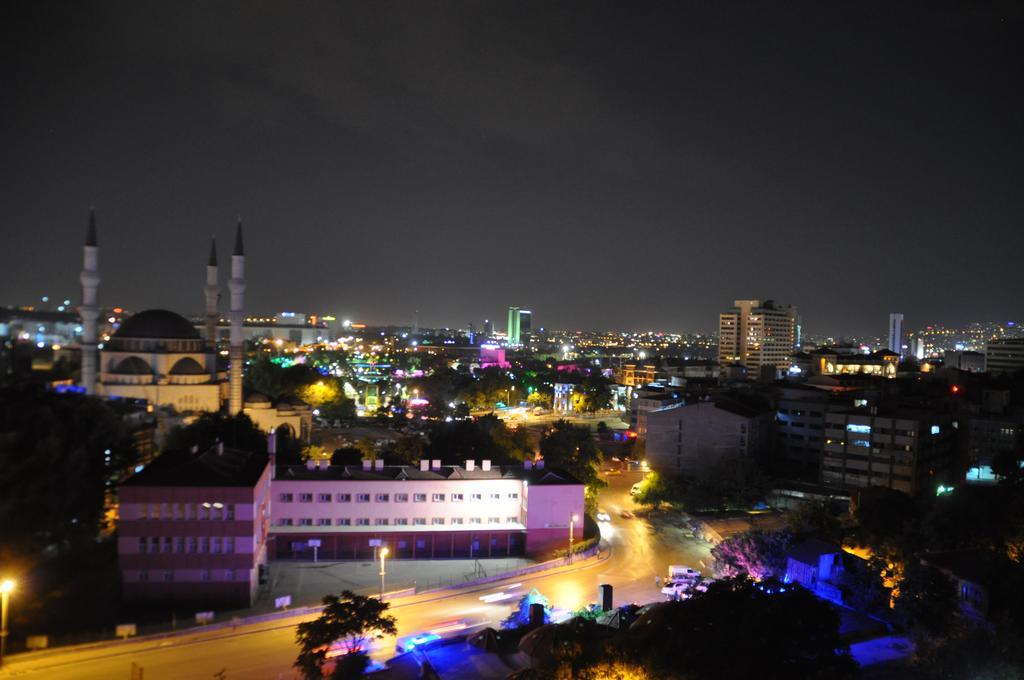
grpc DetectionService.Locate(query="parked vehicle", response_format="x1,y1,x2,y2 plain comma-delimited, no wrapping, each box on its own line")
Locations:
668,565,701,581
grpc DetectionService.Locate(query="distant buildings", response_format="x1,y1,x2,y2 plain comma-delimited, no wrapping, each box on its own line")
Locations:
645,400,772,475
888,313,904,357
985,338,1024,374
944,350,985,373
793,347,899,379
507,306,520,346
718,299,798,376
519,309,532,345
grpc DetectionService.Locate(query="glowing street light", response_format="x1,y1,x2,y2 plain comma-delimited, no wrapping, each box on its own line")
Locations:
379,547,389,598
1,579,14,668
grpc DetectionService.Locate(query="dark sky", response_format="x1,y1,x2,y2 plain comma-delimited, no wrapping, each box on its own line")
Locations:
2,1,1022,336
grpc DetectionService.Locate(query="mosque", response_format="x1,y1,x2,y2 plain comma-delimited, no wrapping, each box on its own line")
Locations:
78,211,311,440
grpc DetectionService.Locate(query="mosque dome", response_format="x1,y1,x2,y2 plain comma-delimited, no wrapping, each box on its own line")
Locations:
114,309,200,340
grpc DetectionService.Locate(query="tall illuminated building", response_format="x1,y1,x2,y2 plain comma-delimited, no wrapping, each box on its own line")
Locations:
507,306,521,346
888,313,904,357
519,309,532,344
718,299,797,374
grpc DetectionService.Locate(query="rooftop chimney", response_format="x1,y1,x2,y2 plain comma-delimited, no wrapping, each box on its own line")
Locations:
465,460,475,472
374,459,384,471
420,459,430,472
481,459,491,471
523,460,533,470
431,459,442,470
362,459,372,471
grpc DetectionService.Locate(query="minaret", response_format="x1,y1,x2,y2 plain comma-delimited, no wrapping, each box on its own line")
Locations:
204,236,220,380
227,221,245,414
79,209,101,395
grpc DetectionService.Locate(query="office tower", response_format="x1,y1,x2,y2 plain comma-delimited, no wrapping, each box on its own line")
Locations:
888,313,904,357
914,337,925,360
718,299,798,374
483,319,493,338
985,338,1024,374
507,306,521,346
519,309,532,344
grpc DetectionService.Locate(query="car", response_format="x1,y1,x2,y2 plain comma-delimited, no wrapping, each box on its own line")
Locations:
605,468,622,476
619,510,634,519
395,632,441,653
668,565,701,581
596,510,611,522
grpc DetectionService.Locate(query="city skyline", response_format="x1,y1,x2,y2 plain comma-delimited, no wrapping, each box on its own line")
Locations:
2,2,1022,336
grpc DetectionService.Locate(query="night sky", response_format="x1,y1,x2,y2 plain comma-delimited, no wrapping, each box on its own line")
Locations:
2,1,1021,336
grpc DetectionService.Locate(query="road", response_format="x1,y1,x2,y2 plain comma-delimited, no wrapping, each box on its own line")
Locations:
0,472,710,680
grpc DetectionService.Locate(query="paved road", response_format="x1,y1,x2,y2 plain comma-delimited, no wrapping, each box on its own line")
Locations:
1,472,710,680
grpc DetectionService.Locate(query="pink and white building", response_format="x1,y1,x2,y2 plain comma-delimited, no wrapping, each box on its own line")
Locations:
270,459,583,560
117,448,583,604
118,445,272,606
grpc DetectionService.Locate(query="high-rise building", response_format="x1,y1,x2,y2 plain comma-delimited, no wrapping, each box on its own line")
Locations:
985,338,1024,375
507,306,521,346
718,299,798,375
483,319,494,339
888,313,904,357
519,309,532,344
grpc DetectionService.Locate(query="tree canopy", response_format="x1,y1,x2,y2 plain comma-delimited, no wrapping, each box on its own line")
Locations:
295,591,397,680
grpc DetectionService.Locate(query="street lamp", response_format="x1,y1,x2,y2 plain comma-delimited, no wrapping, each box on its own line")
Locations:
0,579,14,669
567,514,579,564
379,547,389,598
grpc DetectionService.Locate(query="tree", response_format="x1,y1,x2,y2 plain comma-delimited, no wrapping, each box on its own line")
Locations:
164,412,267,455
893,560,959,640
785,501,842,543
711,530,793,580
540,421,606,514
527,390,551,409
621,577,857,679
0,386,137,560
502,588,552,628
386,435,424,465
294,591,397,680
839,555,891,617
633,472,673,511
853,486,919,550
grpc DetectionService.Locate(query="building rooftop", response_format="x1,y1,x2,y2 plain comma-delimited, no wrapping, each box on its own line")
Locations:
123,445,268,487
114,309,201,340
277,463,582,486
787,538,843,566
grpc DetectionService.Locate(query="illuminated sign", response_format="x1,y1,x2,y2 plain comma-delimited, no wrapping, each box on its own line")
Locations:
846,424,871,434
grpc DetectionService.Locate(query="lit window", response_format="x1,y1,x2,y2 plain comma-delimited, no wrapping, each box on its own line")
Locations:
211,537,222,554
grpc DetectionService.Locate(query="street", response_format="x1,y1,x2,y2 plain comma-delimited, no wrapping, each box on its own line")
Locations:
0,472,710,679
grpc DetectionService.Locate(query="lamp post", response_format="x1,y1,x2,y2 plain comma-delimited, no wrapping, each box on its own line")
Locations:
379,547,389,598
568,514,579,565
0,579,14,669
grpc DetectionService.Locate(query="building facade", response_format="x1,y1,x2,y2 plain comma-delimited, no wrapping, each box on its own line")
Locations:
645,400,772,475
718,299,798,375
269,459,583,560
507,307,521,346
118,445,272,606
888,313,904,357
985,338,1024,374
821,408,955,495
